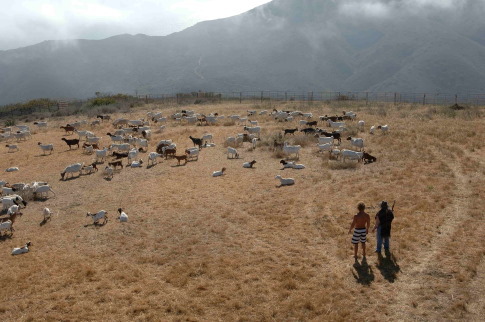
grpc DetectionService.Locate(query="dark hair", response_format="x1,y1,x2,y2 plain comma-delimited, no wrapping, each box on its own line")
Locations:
357,202,365,211
380,201,388,209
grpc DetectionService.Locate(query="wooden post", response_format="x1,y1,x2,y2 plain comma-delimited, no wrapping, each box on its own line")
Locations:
145,95,148,104
455,94,458,105
423,94,426,105
240,92,242,104
261,91,263,103
285,92,287,101
366,92,369,105
394,92,397,105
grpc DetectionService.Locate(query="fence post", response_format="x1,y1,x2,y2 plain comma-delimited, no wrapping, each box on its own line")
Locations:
394,92,397,105
455,94,458,105
366,92,368,105
145,95,148,104
423,94,426,105
260,91,263,103
239,92,242,104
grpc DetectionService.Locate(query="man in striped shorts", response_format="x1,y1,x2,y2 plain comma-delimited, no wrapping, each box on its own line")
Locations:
348,202,371,259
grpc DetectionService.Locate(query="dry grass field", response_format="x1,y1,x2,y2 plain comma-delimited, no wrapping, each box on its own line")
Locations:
0,101,483,321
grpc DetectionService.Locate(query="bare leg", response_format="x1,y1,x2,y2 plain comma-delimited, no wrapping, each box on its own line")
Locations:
354,244,358,258
362,242,366,257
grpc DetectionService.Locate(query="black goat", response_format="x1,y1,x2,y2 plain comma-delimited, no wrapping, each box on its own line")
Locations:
112,152,129,159
363,152,377,164
61,138,79,149
189,136,203,149
320,131,342,144
306,121,318,127
108,160,123,169
284,128,298,136
300,128,316,135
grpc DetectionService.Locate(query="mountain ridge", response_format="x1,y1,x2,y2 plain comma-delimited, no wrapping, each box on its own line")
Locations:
1,0,485,105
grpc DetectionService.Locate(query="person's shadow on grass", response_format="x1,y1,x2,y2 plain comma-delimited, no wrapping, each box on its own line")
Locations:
352,257,374,286
376,250,400,283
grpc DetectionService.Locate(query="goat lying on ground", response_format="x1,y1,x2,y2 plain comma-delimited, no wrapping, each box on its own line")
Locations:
363,152,377,164
243,160,257,168
275,175,295,186
212,167,226,177
11,241,31,255
118,208,128,222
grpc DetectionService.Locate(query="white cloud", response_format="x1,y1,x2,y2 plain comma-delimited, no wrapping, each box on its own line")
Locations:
340,1,391,18
0,0,271,50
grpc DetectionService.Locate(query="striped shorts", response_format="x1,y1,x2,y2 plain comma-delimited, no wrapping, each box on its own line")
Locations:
352,228,367,244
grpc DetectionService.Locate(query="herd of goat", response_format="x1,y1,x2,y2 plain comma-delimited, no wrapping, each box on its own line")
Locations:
0,108,388,253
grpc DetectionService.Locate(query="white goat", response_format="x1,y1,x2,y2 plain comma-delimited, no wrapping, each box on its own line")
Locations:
95,148,109,162
378,125,390,134
60,163,83,180
369,125,376,135
318,136,333,145
6,144,19,152
104,166,114,179
347,137,364,151
252,137,258,149
283,142,301,159
227,147,239,159
185,148,199,161
275,175,295,186
341,149,364,162
129,160,144,168
33,185,56,198
42,207,52,221
243,160,257,168
328,120,345,129
212,167,226,177
86,210,108,225
202,134,213,144
11,242,32,255
37,142,54,155
148,152,163,166
86,136,101,144
243,126,261,137
357,120,365,130
117,208,128,222
127,148,139,163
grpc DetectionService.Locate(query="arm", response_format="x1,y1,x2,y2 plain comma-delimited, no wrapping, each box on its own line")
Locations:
372,215,380,232
348,216,356,234
366,213,370,233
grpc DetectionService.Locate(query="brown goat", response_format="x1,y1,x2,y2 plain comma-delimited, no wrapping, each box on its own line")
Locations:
164,148,176,159
60,125,75,134
174,155,188,165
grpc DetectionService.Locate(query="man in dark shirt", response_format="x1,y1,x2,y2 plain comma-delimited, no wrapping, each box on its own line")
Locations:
372,201,394,253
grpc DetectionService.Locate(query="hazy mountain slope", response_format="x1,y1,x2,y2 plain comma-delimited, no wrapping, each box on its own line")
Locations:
0,0,484,104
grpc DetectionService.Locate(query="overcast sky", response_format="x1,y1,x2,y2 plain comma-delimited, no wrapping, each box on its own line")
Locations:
0,0,272,50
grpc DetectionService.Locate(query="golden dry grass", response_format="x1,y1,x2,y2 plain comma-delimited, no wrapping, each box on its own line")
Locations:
0,101,484,321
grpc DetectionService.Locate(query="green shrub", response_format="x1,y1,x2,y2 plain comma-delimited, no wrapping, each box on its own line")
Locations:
90,97,116,106
5,119,15,127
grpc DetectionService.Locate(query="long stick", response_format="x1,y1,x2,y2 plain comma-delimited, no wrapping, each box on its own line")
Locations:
392,200,396,211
